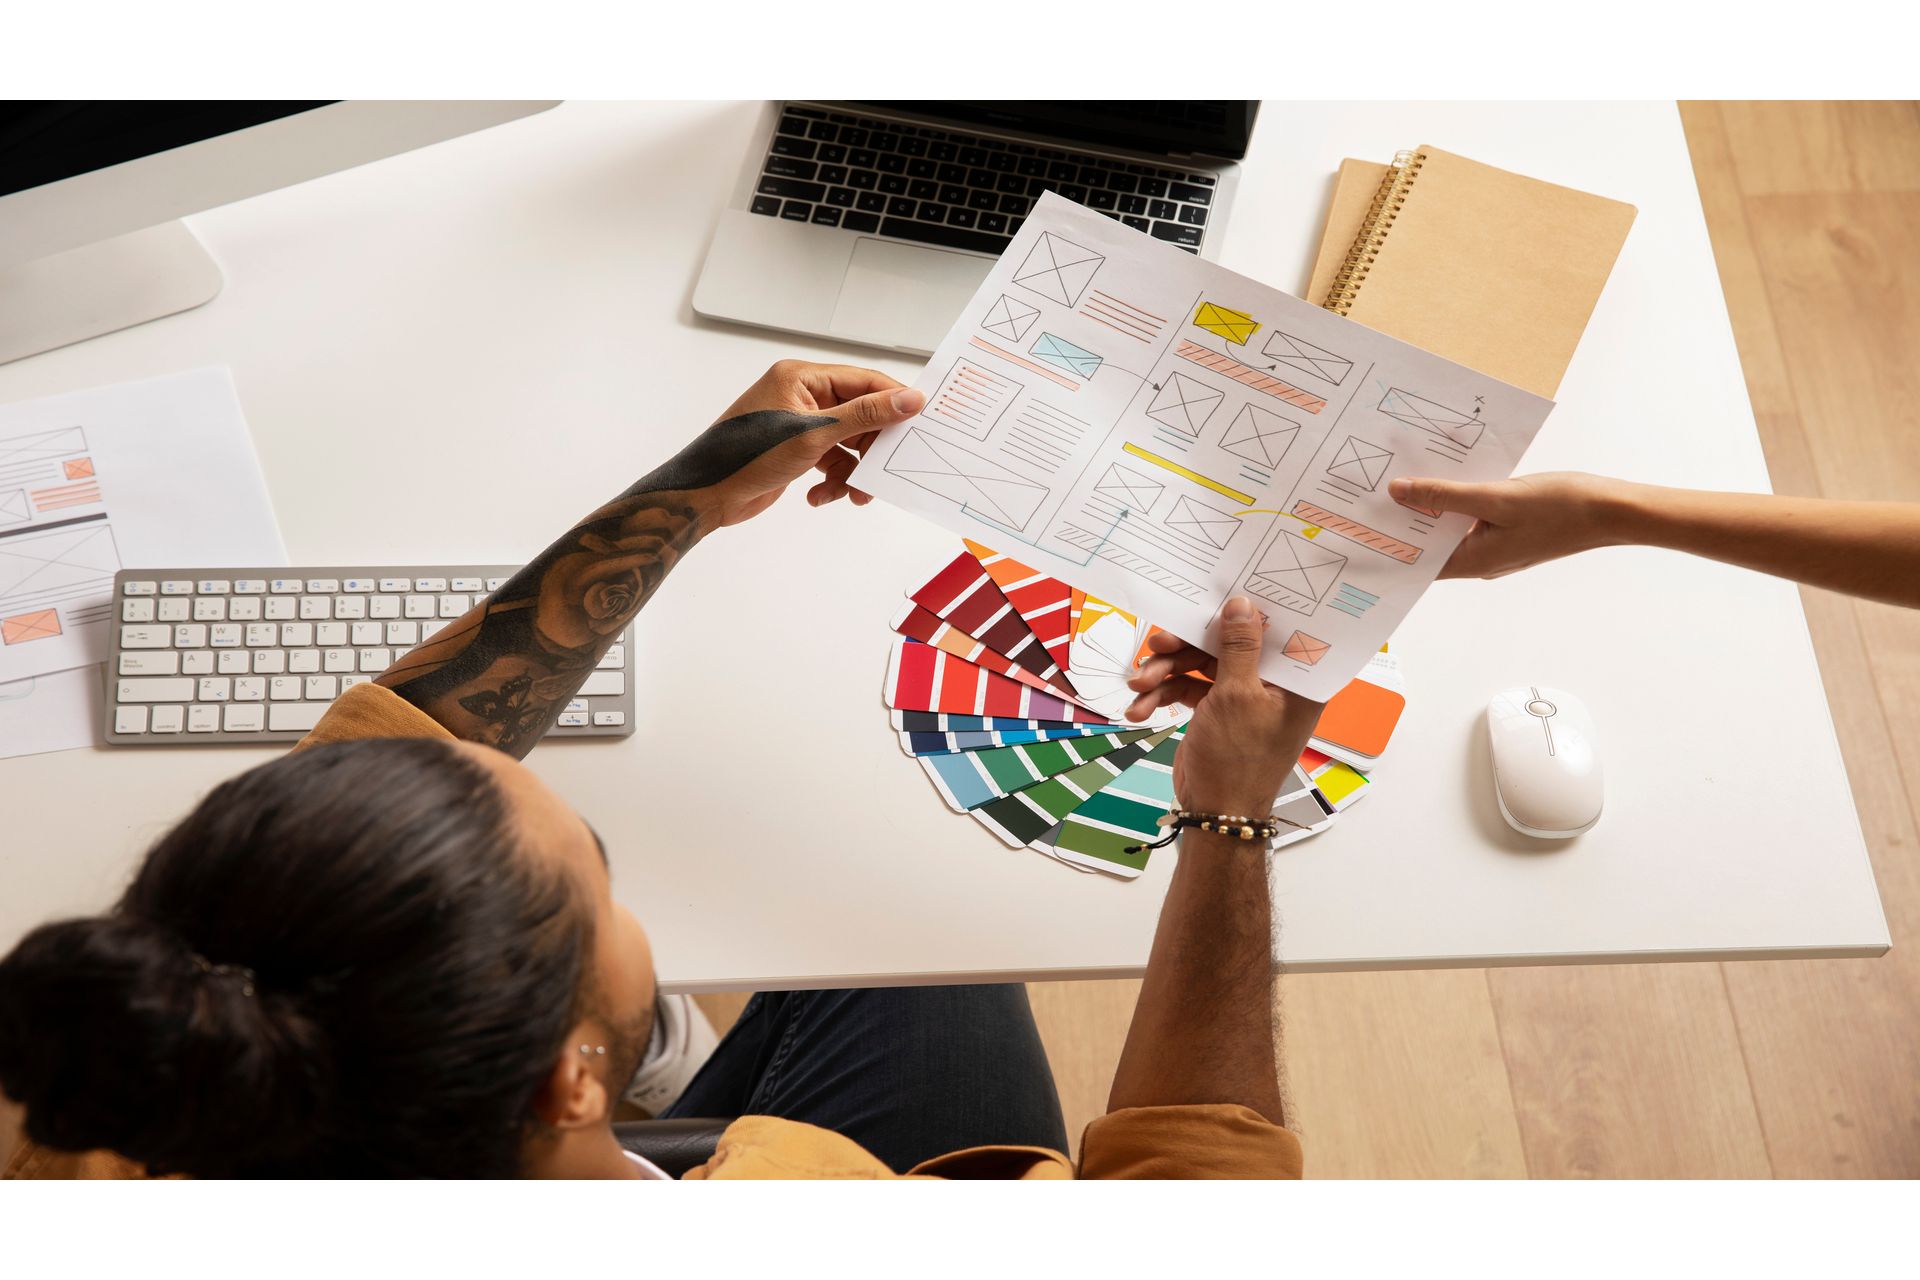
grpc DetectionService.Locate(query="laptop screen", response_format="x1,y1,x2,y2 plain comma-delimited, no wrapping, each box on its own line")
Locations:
865,101,1258,161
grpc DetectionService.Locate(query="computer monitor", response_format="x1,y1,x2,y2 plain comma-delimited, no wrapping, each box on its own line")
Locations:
0,101,558,365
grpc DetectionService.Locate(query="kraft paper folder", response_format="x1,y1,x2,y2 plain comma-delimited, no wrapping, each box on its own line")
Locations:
1305,146,1637,398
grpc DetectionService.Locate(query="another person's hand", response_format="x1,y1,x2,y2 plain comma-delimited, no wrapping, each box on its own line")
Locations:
1125,596,1324,816
700,360,925,527
1387,471,1625,580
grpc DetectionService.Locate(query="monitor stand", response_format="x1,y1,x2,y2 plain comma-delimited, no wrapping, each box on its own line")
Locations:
0,221,223,366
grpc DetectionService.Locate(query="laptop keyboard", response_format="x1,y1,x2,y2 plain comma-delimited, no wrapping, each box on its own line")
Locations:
749,105,1215,255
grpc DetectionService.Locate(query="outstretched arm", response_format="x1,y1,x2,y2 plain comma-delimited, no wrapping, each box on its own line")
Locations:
376,362,923,754
1105,597,1323,1125
1391,472,1920,609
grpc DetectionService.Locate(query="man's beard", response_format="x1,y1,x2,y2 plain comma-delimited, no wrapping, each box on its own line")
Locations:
604,995,656,1098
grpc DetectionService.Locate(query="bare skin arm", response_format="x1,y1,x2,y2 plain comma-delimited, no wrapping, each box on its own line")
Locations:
1105,597,1323,1125
376,362,923,754
1391,472,1920,609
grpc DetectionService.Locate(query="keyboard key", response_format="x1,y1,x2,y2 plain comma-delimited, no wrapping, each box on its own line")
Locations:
404,595,435,619
451,577,484,593
246,623,277,647
122,599,155,622
378,577,410,592
228,597,261,620
876,154,906,175
1058,184,1088,203
1140,176,1169,197
181,652,214,675
826,186,856,208
1089,189,1117,211
196,579,230,595
218,650,249,674
234,677,266,701
269,578,301,594
117,678,194,703
819,143,847,163
780,200,811,222
756,176,826,203
173,624,208,648
188,705,221,733
578,671,626,697
1122,215,1150,232
316,622,348,646
305,675,338,700
198,677,230,702
888,197,916,217
288,650,321,674
1150,221,1203,247
280,622,313,646
948,206,978,228
879,174,907,195
209,624,242,647
333,596,365,619
1149,199,1176,220
842,212,880,233
908,179,937,201
234,579,267,594
369,595,400,619
306,579,339,593
269,676,303,701
123,580,157,596
594,711,628,727
807,119,836,141
115,707,149,734
980,212,1008,234
158,598,190,622
810,206,841,227
967,189,997,211
119,651,179,676
343,578,376,592
264,597,296,620
906,158,936,179
855,191,886,213
750,195,781,216
999,193,1027,214
775,114,807,137
769,135,816,159
223,705,268,733
918,202,946,222
1178,204,1208,226
268,703,326,733
150,706,184,734
877,217,1005,255
1171,182,1212,205
598,644,625,669
358,648,392,671
486,577,508,591
557,710,590,728
351,621,382,645
324,649,355,673
162,580,193,595
193,597,227,621
386,621,419,646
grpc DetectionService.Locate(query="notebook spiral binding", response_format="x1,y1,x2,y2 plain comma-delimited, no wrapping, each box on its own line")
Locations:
1323,149,1428,316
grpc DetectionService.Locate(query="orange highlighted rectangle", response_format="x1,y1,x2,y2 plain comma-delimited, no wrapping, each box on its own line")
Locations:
64,457,95,480
1291,500,1423,564
1,608,62,644
1316,676,1407,758
1174,340,1326,413
968,335,1080,391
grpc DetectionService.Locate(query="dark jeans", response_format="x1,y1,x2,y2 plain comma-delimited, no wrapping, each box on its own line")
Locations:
660,983,1069,1173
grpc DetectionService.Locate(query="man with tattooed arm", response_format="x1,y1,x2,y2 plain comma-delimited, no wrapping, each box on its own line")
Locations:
0,361,1313,1180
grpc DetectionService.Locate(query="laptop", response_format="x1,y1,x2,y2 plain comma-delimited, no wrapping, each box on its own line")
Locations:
693,101,1259,356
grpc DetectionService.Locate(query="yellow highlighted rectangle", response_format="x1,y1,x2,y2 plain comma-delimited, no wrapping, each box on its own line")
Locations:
1119,443,1255,506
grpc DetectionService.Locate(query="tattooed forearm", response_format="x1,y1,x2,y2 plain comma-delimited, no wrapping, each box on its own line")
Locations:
376,409,835,755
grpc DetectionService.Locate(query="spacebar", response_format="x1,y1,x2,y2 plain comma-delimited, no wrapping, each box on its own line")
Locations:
878,218,1008,256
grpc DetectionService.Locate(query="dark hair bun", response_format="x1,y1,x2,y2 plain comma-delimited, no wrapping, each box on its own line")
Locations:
0,914,332,1175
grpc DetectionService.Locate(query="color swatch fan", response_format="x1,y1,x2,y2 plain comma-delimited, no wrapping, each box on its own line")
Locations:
880,542,1365,878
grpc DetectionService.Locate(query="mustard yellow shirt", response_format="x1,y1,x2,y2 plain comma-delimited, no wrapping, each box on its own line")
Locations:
7,684,1303,1180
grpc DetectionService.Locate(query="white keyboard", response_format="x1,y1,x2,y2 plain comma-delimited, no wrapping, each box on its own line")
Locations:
104,566,636,745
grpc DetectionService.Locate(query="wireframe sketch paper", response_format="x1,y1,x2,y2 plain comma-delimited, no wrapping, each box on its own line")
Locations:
0,368,285,686
848,194,1556,699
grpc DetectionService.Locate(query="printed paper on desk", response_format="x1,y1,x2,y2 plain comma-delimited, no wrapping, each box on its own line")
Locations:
849,195,1556,700
0,369,285,685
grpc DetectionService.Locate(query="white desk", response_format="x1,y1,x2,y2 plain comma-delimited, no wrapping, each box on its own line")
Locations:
0,102,1890,988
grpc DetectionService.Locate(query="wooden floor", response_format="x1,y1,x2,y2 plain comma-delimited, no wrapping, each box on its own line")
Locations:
1017,102,1920,1178
7,102,1915,1180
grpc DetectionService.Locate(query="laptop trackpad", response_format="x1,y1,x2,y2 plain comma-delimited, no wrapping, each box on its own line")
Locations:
829,238,993,354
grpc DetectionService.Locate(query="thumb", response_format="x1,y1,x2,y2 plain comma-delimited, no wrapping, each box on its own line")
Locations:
827,387,925,441
1388,475,1500,519
1213,595,1266,684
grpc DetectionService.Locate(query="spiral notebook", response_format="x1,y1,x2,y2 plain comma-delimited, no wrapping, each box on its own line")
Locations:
1304,147,1636,398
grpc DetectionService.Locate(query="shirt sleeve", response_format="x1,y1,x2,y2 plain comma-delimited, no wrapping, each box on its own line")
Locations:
1077,1104,1304,1179
290,682,455,751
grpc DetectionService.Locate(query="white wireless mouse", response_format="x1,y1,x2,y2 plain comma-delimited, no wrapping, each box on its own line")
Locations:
1486,686,1604,839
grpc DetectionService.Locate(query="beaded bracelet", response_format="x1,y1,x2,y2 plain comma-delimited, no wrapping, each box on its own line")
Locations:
1123,808,1313,854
